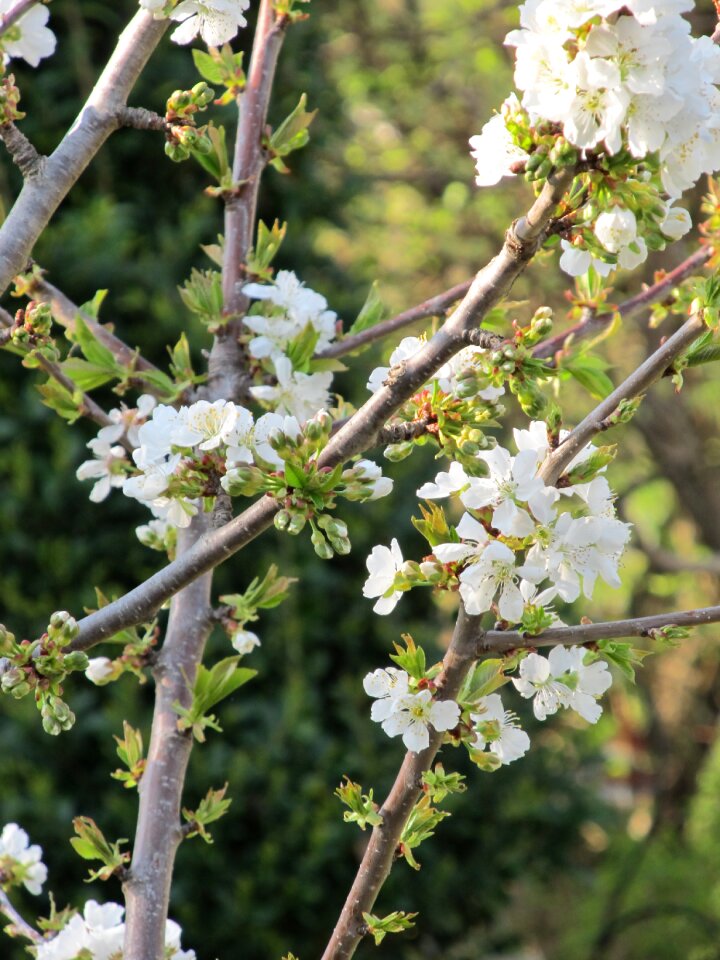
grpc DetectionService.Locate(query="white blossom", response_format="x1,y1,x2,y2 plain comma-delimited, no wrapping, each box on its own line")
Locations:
512,646,612,722
378,688,460,753
459,540,543,622
230,628,261,655
165,0,250,47
594,208,638,254
76,439,128,503
85,657,114,685
97,395,156,448
243,270,337,360
471,694,530,764
363,539,404,614
660,204,692,239
171,399,239,451
470,98,530,187
0,823,47,895
0,1,56,66
363,667,410,722
351,459,394,499
251,355,333,422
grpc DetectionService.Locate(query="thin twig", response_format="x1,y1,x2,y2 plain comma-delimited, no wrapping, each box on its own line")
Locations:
115,106,167,132
537,313,706,485
376,417,434,446
321,606,483,960
0,123,44,178
0,0,40,39
68,168,576,652
0,886,42,943
316,280,474,360
480,602,720,653
533,246,712,360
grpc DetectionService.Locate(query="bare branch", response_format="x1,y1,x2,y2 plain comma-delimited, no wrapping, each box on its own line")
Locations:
115,106,167,132
321,606,483,960
0,886,42,943
0,122,44,178
0,0,41,40
480,603,720,653
533,246,712,360
376,417,434,446
0,9,168,297
316,279,475,360
537,313,705,486
122,520,214,960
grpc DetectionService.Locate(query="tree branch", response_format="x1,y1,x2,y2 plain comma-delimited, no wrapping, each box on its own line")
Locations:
532,246,712,361
209,0,288,402
0,886,42,943
67,169,576,652
115,106,167,132
122,520,214,960
321,605,483,960
480,603,720,653
0,122,44,178
0,8,168,297
315,279,474,360
537,312,706,486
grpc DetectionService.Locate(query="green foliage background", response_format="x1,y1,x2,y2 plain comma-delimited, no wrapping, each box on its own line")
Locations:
2,2,720,959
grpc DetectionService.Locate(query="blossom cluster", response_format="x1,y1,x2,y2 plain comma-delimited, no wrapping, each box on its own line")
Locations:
33,900,195,960
140,0,250,47
364,420,630,623
0,822,47,895
364,648,613,764
0,0,56,67
366,336,504,404
243,271,338,421
470,0,718,276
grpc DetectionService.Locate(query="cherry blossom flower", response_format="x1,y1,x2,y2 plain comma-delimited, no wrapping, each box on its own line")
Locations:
470,101,529,187
167,0,250,47
85,657,115,685
0,1,56,66
97,395,156,448
243,270,337,360
172,399,239,451
0,823,47,895
471,694,530,764
230,628,261,655
378,688,460,753
251,355,333,422
363,667,410,722
417,461,469,501
458,540,544,622
513,647,612,722
76,439,129,503
363,539,404,614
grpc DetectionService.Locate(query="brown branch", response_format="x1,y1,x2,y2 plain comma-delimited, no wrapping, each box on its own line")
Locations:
0,9,168,297
0,886,42,943
0,122,44,178
533,246,712,361
316,279,474,360
376,417,434,446
208,0,288,402
537,312,706,486
321,606,483,960
122,520,214,960
115,106,167,132
0,0,41,39
480,603,720,653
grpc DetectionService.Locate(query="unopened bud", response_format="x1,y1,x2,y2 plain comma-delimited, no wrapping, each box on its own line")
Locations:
310,529,333,560
274,510,291,532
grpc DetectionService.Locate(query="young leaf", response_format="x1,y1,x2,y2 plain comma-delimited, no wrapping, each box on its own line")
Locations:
346,282,387,337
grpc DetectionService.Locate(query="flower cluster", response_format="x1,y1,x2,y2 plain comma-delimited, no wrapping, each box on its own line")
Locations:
363,667,460,753
513,645,613,723
33,900,195,960
140,0,250,47
244,271,338,421
471,0,718,276
0,0,56,67
364,419,630,622
0,823,47,895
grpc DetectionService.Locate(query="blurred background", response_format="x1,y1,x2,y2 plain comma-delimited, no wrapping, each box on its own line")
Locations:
2,1,720,958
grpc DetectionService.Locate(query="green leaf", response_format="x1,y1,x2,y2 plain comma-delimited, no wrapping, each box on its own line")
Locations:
460,659,507,704
72,316,118,370
61,358,116,391
269,93,317,160
36,379,84,423
285,323,320,371
362,911,417,946
192,49,225,84
283,461,307,490
564,354,614,398
346,282,386,337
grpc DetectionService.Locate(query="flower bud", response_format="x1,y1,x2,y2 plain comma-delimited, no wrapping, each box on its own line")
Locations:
274,509,291,532
62,651,89,673
383,441,414,462
0,625,16,656
328,535,351,556
317,515,348,539
191,82,215,107
310,529,333,560
287,512,307,536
